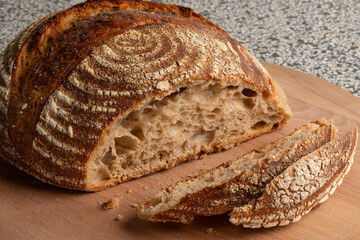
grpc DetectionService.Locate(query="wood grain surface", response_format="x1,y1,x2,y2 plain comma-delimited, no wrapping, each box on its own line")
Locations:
0,63,359,240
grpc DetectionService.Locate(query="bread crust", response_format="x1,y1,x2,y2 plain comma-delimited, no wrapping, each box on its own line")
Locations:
230,127,358,228
6,7,227,158
137,118,335,223
0,0,292,190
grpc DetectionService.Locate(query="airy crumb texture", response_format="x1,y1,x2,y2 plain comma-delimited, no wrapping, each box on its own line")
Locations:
88,81,290,190
137,117,336,224
102,197,120,210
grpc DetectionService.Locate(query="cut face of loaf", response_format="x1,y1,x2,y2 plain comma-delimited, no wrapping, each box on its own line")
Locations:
0,0,292,191
88,82,288,189
137,117,336,223
230,127,358,228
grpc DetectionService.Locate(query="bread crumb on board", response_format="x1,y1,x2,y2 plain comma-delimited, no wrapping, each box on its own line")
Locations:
115,214,124,221
130,203,139,208
102,197,120,210
206,228,214,234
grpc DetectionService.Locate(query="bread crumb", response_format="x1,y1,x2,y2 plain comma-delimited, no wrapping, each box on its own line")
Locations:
102,197,120,210
206,228,213,234
115,214,124,221
127,189,132,193
143,186,147,190
130,203,139,208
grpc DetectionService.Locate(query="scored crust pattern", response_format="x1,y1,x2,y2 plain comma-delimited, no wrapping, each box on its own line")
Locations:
0,0,292,190
31,23,252,186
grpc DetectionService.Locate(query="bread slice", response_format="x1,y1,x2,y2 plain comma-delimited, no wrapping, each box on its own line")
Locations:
0,0,292,191
230,127,357,228
137,117,336,223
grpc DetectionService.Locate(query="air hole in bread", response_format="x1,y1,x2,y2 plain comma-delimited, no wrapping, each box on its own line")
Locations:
97,167,111,180
233,92,242,99
124,111,139,123
115,135,138,155
243,98,255,109
131,128,145,140
252,121,267,129
172,121,184,128
158,151,168,160
205,176,215,182
152,196,163,205
242,88,257,97
101,148,114,166
121,162,128,169
143,107,153,115
272,123,279,130
191,130,216,145
211,108,221,114
207,114,216,120
178,87,187,94
154,99,168,108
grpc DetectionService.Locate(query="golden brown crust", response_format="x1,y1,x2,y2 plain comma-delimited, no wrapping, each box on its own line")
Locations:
7,3,228,159
0,0,292,191
137,118,334,223
230,127,357,228
5,0,277,161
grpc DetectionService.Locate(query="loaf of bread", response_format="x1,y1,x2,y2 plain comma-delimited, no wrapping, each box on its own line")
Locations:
0,0,292,191
138,118,357,226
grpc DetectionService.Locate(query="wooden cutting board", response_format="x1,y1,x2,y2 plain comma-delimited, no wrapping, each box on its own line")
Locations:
1,63,359,240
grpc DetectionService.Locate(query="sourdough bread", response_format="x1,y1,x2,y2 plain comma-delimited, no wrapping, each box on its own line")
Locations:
0,0,292,191
137,117,335,223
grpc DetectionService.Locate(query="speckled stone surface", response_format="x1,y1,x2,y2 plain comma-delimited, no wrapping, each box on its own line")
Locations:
0,0,359,97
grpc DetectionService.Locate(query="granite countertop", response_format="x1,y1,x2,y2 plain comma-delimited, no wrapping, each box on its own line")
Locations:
0,0,359,97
